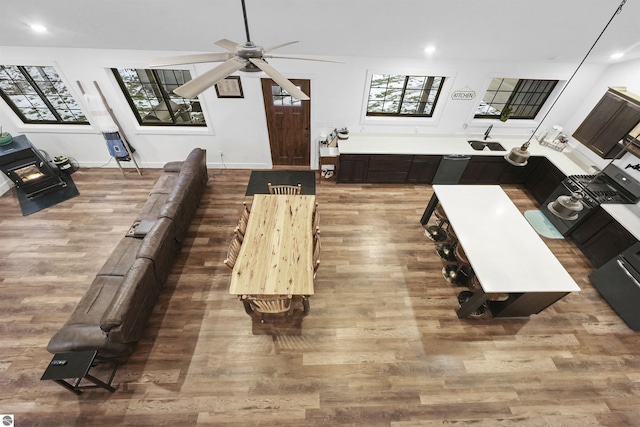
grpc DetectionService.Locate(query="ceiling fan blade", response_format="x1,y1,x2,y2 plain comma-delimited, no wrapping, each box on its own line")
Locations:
215,39,242,52
150,53,232,67
173,58,246,98
264,41,299,53
248,58,310,101
264,55,343,64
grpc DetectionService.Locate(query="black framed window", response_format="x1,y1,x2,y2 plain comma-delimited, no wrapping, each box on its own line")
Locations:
0,65,88,124
475,78,558,119
112,68,206,126
271,85,302,107
367,74,445,117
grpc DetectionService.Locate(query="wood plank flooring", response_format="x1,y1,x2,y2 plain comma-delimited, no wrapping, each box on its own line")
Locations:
1,167,639,426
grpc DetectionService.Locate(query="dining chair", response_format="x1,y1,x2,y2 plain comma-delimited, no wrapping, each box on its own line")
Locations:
312,203,320,234
237,212,248,236
267,182,302,195
223,234,242,269
313,232,321,278
242,294,293,322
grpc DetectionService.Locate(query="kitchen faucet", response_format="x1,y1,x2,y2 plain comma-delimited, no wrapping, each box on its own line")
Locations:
483,124,493,140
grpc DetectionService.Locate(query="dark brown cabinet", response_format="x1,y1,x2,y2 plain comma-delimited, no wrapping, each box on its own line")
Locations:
366,155,413,182
573,89,640,159
406,155,441,183
458,155,538,185
337,154,369,183
570,207,638,268
338,154,441,184
458,156,504,184
524,157,566,204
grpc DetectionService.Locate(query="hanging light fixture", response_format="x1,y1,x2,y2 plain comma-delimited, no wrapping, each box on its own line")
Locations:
547,192,584,220
505,0,628,167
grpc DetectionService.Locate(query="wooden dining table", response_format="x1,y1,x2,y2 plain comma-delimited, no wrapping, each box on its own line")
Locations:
229,194,316,297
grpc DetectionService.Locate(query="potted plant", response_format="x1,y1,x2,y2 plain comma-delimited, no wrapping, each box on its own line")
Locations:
499,106,513,122
0,126,12,145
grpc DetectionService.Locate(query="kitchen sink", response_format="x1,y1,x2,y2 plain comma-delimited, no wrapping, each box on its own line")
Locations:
467,140,506,151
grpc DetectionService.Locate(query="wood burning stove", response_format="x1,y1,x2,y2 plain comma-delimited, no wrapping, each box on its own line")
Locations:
0,135,66,199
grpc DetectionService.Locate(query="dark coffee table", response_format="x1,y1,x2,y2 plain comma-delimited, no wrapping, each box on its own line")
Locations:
41,350,121,395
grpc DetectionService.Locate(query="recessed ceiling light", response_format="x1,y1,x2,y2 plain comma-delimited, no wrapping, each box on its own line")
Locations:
610,52,624,60
424,46,436,55
30,24,47,33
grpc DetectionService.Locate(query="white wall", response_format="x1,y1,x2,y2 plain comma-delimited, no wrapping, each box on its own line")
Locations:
1,45,634,193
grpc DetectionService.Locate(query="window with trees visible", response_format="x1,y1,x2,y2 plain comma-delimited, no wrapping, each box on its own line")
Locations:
475,78,558,120
0,65,88,124
366,74,445,117
112,68,206,126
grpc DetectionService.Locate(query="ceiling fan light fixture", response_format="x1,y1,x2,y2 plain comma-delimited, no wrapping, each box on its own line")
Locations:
149,0,336,101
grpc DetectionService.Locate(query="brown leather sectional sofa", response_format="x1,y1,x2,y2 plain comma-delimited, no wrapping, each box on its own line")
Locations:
46,148,208,359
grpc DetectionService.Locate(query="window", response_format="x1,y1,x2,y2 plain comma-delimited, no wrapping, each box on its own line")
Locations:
475,78,558,120
112,68,206,126
0,65,88,124
366,74,445,117
271,85,301,107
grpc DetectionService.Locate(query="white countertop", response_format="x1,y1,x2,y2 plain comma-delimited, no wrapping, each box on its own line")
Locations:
337,133,640,238
433,185,581,294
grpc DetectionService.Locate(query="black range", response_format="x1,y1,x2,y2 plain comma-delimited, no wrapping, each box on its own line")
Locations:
541,163,640,235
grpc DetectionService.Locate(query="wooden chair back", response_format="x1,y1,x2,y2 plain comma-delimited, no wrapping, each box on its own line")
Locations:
267,182,302,195
244,295,293,314
223,235,242,269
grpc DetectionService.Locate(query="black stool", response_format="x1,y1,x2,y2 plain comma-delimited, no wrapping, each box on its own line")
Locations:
425,204,450,242
436,227,457,262
443,244,474,286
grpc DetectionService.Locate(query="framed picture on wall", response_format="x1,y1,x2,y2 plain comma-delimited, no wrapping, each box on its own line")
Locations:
215,76,244,98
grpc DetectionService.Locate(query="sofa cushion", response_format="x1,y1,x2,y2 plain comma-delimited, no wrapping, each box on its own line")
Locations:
136,217,179,284
47,275,123,354
100,258,158,344
97,237,144,277
149,172,179,195
135,193,169,223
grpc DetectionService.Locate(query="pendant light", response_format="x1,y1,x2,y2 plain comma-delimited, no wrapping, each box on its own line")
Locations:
505,0,628,167
547,192,584,220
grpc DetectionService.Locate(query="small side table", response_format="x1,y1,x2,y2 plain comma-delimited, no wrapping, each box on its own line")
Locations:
41,350,121,395
319,146,339,181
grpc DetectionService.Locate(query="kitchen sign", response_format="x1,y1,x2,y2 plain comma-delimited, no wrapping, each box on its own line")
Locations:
451,87,476,100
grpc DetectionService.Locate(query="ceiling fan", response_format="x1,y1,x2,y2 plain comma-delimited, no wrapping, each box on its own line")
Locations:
150,0,339,100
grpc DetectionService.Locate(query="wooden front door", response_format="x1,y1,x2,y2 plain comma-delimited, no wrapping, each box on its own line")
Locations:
261,78,310,166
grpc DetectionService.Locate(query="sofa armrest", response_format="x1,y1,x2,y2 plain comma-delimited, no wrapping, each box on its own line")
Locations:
47,325,108,354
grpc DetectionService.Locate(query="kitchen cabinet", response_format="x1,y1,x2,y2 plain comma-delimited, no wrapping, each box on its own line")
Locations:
337,154,368,183
573,88,640,159
458,155,538,185
458,156,504,184
406,155,441,183
366,154,413,182
524,157,566,204
338,154,441,184
569,207,638,268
